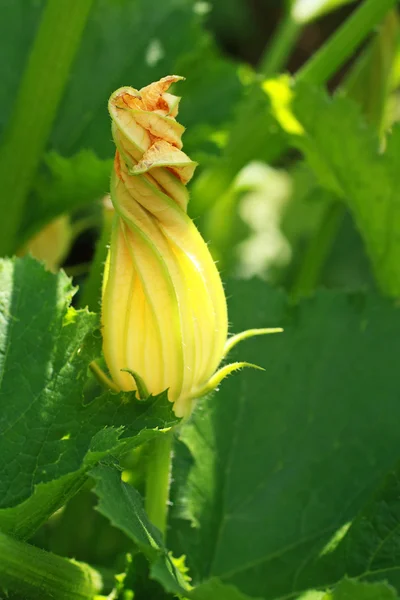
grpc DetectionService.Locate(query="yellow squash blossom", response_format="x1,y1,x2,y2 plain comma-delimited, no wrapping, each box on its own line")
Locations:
101,76,281,417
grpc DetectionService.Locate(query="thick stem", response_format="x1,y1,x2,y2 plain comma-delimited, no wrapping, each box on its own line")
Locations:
145,431,173,537
297,0,398,85
0,531,102,600
0,0,94,256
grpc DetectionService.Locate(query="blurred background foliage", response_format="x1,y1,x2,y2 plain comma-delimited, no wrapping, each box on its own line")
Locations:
3,0,395,309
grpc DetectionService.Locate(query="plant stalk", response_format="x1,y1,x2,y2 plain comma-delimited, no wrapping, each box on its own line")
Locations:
0,531,102,599
145,431,173,537
297,0,398,85
259,12,302,77
0,0,94,256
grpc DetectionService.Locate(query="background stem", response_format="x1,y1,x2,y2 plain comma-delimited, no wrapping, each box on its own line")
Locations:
297,0,398,85
0,0,94,256
291,201,345,299
145,431,173,537
260,13,301,77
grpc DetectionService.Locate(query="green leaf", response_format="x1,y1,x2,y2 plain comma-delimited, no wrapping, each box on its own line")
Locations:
0,257,177,538
324,578,399,599
265,78,400,296
169,279,400,599
91,464,189,596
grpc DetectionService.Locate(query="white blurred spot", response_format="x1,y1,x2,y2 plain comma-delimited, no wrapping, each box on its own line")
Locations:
145,39,164,67
292,0,325,22
297,592,325,600
194,1,211,16
234,163,292,279
292,0,353,23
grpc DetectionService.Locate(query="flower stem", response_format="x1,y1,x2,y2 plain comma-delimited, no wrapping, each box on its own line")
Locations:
0,531,102,599
145,431,173,537
0,0,94,256
297,0,398,85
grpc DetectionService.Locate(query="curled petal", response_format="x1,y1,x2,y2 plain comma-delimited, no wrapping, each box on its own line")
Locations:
131,140,197,185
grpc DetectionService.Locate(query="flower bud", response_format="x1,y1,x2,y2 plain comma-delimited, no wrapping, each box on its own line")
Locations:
102,76,281,417
20,215,72,272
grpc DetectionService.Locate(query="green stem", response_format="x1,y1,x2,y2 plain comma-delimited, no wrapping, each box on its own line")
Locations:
259,13,302,77
291,200,345,298
0,531,102,600
145,431,173,537
0,0,94,256
297,0,398,84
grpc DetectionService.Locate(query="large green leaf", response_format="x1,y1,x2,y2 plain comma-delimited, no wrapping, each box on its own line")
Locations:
294,464,400,591
265,79,400,296
169,279,400,599
43,0,243,161
49,0,204,158
0,257,177,537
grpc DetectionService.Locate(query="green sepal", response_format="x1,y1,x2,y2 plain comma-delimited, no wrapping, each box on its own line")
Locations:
224,327,283,357
191,362,264,400
121,368,150,400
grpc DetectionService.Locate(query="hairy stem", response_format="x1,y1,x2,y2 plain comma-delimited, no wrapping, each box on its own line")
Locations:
145,431,173,537
0,531,102,599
